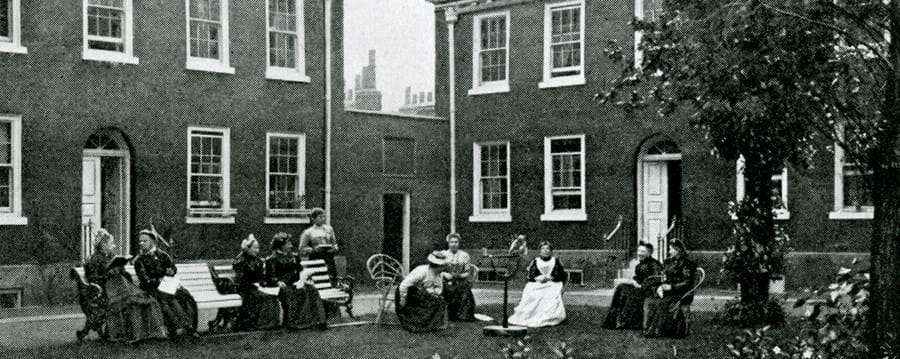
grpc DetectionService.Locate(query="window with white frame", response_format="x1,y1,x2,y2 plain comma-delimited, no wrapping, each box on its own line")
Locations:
266,133,307,221
542,135,587,221
83,0,137,64
540,0,585,88
830,135,873,220
735,156,790,220
0,115,26,225
186,127,235,223
266,0,308,82
0,0,27,54
186,0,234,74
633,0,663,68
469,12,509,95
470,142,511,222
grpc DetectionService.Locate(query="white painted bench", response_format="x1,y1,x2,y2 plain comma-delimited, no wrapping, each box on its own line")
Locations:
300,259,354,318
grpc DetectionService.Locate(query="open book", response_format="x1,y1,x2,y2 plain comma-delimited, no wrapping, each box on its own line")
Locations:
157,276,180,295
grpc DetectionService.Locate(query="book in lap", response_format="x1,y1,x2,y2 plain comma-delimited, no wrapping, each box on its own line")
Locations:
158,276,180,295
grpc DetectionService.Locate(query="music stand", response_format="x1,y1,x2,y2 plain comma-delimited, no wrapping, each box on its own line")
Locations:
482,253,528,337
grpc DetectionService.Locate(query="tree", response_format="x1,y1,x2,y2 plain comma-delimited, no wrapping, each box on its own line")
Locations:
601,0,900,353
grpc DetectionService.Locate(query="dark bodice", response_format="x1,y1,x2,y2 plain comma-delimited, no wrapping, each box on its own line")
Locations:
265,251,300,286
662,254,696,298
134,249,177,292
634,257,664,287
85,252,131,288
234,252,267,292
526,256,567,283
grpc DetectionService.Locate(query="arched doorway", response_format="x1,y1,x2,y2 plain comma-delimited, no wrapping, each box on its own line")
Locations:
636,137,682,261
81,129,131,260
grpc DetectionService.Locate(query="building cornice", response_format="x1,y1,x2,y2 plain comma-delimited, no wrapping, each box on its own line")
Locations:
429,0,536,15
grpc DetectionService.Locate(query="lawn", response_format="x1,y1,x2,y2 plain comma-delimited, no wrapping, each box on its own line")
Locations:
3,305,801,358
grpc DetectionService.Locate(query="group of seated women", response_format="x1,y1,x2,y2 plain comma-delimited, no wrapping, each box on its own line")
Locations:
83,228,200,343
82,227,334,343
603,239,697,338
395,233,697,339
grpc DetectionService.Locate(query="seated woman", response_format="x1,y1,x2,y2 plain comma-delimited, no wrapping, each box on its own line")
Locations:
265,232,327,330
133,229,199,338
84,229,167,343
441,233,476,322
508,241,567,328
643,239,697,338
602,241,663,330
396,251,449,333
233,234,282,331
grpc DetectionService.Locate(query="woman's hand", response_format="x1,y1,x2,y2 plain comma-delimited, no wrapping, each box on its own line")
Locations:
661,284,672,291
278,281,287,289
441,272,452,281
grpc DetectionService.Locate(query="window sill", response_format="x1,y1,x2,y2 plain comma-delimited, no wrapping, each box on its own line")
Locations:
540,212,587,222
828,211,873,220
469,213,512,223
82,50,139,65
538,75,586,89
186,58,236,74
0,43,28,55
266,67,311,83
467,83,510,96
0,216,28,225
185,216,236,224
186,208,238,224
264,217,311,224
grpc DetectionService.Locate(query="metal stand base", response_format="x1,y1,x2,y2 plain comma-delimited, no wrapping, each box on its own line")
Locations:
482,325,528,337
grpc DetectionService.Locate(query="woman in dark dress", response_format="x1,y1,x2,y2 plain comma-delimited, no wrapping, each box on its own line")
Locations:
396,251,449,333
134,229,199,338
643,240,697,338
265,232,327,330
603,241,664,330
233,234,282,331
441,233,476,322
84,229,167,343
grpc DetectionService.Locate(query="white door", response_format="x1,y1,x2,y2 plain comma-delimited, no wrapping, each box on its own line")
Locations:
81,157,102,260
642,161,668,261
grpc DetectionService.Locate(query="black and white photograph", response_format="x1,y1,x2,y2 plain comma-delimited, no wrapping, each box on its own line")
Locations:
0,0,898,357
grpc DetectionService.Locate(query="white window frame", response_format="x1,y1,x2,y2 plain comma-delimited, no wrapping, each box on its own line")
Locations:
0,114,26,225
264,132,310,224
265,0,309,83
470,141,512,223
186,126,235,224
468,11,510,96
541,134,587,221
82,0,138,64
0,0,27,54
539,0,586,89
185,0,235,74
735,156,790,220
633,0,663,68
830,126,873,220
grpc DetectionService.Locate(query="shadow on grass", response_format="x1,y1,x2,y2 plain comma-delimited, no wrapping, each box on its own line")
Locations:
4,305,801,358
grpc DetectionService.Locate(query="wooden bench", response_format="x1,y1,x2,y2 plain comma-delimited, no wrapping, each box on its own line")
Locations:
300,259,355,318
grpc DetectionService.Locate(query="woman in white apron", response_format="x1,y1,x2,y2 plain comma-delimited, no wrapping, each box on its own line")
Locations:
508,241,567,327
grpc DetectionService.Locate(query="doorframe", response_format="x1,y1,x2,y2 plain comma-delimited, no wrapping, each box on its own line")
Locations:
382,192,411,273
82,148,131,258
636,150,681,259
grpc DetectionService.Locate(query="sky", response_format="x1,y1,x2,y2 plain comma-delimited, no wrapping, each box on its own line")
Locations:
343,0,435,112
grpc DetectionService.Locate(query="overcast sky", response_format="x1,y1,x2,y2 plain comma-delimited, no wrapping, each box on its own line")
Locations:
343,0,435,112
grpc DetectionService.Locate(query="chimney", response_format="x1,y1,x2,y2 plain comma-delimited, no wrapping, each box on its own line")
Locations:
405,87,412,105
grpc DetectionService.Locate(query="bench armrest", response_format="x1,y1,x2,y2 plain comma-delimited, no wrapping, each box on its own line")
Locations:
337,275,355,294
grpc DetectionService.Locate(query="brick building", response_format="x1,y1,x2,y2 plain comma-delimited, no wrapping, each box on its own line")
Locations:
427,0,871,289
0,0,451,307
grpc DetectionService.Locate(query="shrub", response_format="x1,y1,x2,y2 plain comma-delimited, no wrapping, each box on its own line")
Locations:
716,298,787,328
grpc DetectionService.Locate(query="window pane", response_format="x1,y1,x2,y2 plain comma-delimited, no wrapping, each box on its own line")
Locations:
553,194,581,210
550,138,581,153
190,176,222,207
269,32,297,68
0,167,9,208
844,172,873,208
479,16,507,83
190,20,221,59
0,122,10,164
86,3,126,52
0,0,10,39
191,0,220,21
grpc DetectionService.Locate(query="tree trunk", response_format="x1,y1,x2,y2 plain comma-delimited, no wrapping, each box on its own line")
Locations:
738,155,778,306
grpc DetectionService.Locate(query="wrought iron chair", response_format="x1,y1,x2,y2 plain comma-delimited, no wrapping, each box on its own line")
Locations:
365,254,405,325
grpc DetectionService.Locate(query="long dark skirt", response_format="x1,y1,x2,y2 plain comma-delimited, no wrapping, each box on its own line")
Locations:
442,279,476,322
642,296,689,338
396,287,448,333
105,276,168,342
280,284,327,329
602,284,646,329
151,287,198,334
235,289,282,331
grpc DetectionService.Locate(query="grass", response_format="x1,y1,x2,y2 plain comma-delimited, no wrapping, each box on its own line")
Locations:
3,305,802,359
